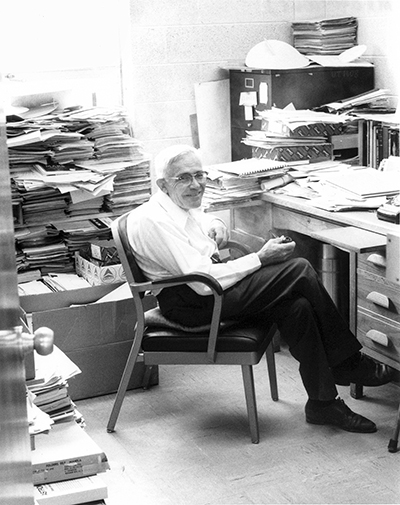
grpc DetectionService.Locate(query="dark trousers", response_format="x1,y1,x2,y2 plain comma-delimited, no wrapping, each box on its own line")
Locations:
157,257,362,401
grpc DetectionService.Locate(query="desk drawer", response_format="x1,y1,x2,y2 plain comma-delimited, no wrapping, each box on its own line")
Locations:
358,250,386,277
357,306,400,370
357,269,400,324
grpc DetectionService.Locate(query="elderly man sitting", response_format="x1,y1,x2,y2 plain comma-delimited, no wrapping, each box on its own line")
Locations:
126,144,392,434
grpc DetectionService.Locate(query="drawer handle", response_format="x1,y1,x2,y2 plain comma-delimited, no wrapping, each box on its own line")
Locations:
366,329,389,347
366,291,390,309
366,253,386,268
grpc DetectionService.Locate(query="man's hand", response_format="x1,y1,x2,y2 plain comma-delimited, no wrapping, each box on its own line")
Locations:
208,220,229,248
257,236,296,266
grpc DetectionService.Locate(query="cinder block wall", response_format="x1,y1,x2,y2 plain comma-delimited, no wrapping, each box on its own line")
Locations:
127,0,398,159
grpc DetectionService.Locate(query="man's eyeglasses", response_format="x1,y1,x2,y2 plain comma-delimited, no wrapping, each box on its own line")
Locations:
167,171,208,185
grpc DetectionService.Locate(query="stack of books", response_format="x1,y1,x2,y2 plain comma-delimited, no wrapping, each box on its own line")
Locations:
292,16,358,55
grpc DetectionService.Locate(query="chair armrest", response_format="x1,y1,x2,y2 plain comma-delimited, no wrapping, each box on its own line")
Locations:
129,272,223,296
151,271,224,363
152,272,223,295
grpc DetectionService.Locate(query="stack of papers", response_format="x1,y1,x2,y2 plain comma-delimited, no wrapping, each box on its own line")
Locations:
104,159,152,215
275,162,398,212
292,17,358,55
55,218,112,255
26,346,81,430
323,167,400,198
202,159,291,210
320,88,394,114
256,107,349,135
203,170,263,210
244,130,333,163
16,225,73,275
7,105,151,227
18,274,92,296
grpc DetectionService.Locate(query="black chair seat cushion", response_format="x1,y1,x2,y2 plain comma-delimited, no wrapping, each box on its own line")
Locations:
142,323,274,353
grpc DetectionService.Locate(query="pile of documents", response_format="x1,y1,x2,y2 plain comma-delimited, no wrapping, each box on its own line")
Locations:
26,345,82,433
18,273,92,297
203,159,290,210
242,107,355,163
17,184,70,225
7,104,151,227
317,88,395,114
104,159,152,215
15,225,74,276
55,218,112,255
292,16,358,55
276,160,400,213
242,105,360,164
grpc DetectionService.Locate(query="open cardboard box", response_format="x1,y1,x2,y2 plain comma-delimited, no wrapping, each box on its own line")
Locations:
21,283,158,400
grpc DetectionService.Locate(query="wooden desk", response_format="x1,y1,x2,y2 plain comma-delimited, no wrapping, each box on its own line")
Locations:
230,193,400,394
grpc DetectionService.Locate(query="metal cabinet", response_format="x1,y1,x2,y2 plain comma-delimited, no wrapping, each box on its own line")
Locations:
228,65,375,160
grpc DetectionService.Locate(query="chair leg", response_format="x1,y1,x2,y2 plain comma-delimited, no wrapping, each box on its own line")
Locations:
388,401,400,453
265,343,279,401
241,365,259,444
106,342,142,433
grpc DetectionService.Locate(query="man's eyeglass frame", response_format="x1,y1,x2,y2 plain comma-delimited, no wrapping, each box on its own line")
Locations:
167,171,208,185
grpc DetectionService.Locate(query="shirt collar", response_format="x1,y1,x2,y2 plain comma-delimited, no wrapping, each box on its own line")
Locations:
153,190,198,228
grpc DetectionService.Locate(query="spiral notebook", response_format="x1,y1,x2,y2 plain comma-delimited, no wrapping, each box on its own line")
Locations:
207,158,288,178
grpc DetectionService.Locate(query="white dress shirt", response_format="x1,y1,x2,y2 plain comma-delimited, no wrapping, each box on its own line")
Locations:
126,190,261,296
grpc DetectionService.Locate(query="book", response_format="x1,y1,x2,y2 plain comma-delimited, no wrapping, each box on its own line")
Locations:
34,474,107,505
31,421,110,485
206,158,287,177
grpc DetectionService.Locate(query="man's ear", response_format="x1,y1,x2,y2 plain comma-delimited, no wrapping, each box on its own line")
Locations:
156,179,169,194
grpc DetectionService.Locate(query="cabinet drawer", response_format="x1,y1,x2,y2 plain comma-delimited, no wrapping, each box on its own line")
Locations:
357,306,400,370
357,269,400,324
358,250,386,277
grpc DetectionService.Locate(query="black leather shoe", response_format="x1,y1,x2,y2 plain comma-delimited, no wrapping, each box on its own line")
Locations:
333,354,394,387
305,398,377,433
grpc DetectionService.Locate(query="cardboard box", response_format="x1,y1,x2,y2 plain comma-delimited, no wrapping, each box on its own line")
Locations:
66,341,158,400
20,283,122,313
75,252,126,286
29,291,158,400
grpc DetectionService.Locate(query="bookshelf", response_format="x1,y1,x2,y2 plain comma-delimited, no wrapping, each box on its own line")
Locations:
358,117,400,168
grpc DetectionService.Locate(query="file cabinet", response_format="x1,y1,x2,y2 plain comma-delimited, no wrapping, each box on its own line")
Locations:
228,65,375,160
357,250,400,372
